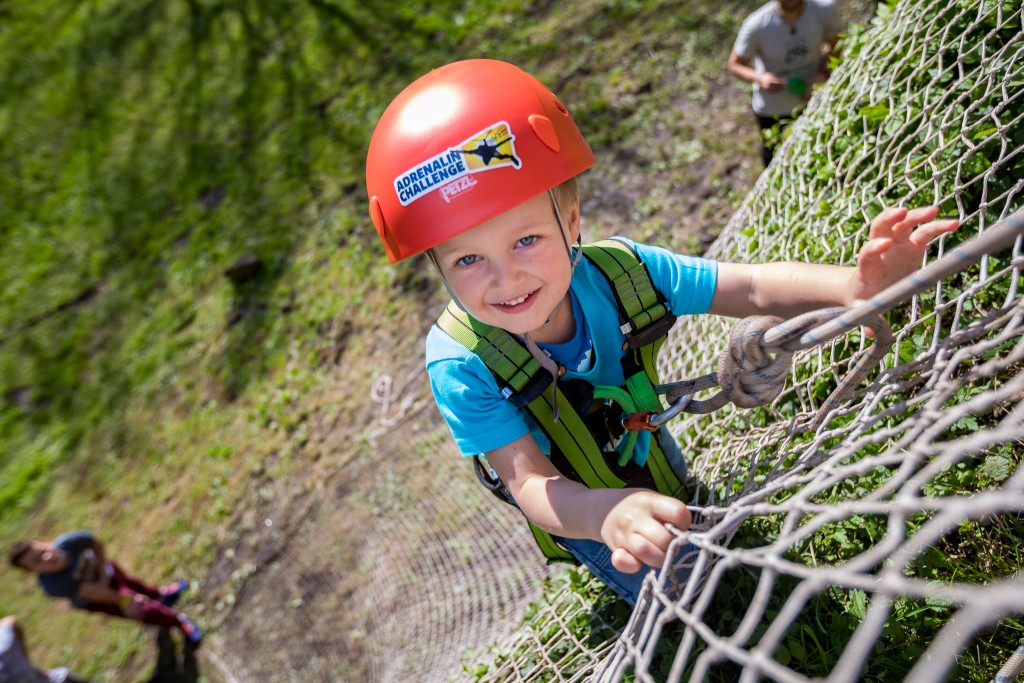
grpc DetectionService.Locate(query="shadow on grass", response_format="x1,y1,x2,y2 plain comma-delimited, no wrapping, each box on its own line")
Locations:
0,0,456,424
142,628,199,683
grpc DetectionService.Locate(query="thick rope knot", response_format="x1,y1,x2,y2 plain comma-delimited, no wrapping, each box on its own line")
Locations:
717,316,792,409
647,210,1023,430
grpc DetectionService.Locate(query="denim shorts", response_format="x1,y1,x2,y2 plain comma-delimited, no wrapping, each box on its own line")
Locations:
556,536,699,606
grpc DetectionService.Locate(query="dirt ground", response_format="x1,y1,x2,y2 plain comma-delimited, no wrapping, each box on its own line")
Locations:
191,2,882,676
192,96,761,683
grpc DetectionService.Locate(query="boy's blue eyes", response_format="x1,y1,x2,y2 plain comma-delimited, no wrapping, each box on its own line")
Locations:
454,235,538,267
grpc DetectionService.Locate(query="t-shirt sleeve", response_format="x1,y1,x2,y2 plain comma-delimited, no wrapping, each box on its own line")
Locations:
629,240,718,315
733,13,758,60
54,530,94,553
426,327,532,457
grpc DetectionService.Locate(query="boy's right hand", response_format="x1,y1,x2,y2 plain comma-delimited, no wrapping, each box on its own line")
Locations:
600,490,692,574
756,72,786,91
120,595,144,620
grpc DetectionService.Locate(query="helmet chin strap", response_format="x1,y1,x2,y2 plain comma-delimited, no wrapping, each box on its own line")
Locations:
428,189,581,422
550,187,584,276
521,188,580,422
426,249,463,309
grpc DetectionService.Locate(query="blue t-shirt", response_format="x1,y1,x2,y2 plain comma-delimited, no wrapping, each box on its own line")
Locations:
426,238,717,463
38,530,100,608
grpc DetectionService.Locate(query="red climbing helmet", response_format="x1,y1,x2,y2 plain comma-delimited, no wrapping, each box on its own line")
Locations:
366,59,595,263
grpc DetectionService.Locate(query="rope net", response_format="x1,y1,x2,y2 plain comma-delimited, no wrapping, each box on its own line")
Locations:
203,0,1023,680
465,0,1024,681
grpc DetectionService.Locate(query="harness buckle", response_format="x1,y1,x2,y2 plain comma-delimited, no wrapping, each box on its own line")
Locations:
622,311,677,350
502,369,554,409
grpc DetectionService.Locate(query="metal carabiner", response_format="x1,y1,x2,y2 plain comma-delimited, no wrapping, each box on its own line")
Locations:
621,389,693,431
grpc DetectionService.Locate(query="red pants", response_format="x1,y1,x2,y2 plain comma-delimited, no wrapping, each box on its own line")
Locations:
81,561,181,629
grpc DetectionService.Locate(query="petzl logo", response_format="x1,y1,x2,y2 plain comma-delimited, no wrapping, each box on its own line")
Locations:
439,174,478,203
394,122,521,206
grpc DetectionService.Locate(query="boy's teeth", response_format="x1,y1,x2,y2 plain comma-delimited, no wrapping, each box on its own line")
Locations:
501,294,529,306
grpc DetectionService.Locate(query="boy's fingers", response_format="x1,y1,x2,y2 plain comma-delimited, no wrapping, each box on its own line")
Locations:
870,206,941,240
650,496,692,530
623,534,669,571
891,217,917,242
607,493,692,572
857,238,891,284
860,237,891,255
868,207,908,239
637,518,677,553
611,547,645,574
910,219,959,246
891,207,939,242
623,521,696,571
903,206,940,224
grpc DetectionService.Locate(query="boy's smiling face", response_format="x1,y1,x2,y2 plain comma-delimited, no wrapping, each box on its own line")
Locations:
433,191,580,344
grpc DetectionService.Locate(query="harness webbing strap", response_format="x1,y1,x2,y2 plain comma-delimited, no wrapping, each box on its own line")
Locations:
526,389,628,490
625,372,661,413
637,335,664,385
585,240,671,340
646,439,685,497
438,302,539,394
528,521,576,564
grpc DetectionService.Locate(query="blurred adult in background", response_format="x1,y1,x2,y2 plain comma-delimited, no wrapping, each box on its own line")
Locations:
727,0,841,166
0,615,93,683
8,531,202,648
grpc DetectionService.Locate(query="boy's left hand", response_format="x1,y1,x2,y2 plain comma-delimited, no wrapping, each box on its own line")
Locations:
848,206,959,306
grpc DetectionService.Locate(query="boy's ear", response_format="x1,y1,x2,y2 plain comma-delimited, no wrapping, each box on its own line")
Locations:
567,200,582,243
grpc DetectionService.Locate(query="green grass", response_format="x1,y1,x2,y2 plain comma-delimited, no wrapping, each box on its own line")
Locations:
19,0,1002,680
0,0,770,678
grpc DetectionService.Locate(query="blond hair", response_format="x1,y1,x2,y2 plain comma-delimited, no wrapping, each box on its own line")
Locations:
551,176,579,219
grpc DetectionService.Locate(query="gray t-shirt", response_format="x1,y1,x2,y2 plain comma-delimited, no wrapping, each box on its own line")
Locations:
734,0,840,116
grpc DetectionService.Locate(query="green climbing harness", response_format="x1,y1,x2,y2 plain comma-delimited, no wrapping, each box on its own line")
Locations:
437,239,688,564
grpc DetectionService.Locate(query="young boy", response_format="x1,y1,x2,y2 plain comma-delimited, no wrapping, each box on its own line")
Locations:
9,531,202,647
364,59,957,604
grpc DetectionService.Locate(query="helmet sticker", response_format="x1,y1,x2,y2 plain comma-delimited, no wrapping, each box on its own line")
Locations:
394,122,521,206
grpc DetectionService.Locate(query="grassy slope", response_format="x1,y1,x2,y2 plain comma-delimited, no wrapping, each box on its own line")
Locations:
0,0,870,678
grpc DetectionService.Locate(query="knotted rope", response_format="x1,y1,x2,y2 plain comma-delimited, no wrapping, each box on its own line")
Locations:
657,207,1024,431
596,208,1024,683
